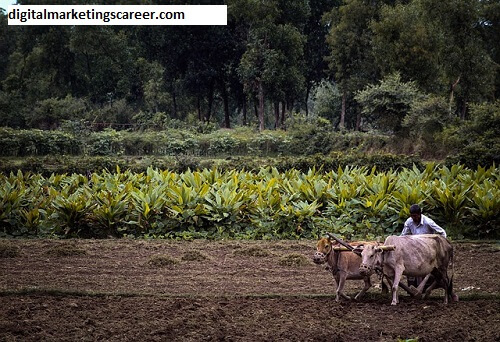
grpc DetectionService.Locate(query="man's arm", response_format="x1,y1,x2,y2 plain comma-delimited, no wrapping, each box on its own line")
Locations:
400,219,412,236
427,217,447,238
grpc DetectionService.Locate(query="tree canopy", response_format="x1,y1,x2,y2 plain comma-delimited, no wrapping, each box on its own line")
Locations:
0,0,498,140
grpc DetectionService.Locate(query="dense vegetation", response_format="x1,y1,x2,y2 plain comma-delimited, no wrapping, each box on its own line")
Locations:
1,165,498,240
1,1,498,240
0,0,499,165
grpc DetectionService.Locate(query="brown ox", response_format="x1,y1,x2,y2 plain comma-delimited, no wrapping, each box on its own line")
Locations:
313,237,387,301
358,234,457,305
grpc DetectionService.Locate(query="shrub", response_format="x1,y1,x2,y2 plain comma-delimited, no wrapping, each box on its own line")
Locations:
0,128,81,156
86,129,124,156
26,95,89,130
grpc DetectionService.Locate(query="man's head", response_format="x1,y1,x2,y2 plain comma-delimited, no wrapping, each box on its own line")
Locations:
409,204,422,224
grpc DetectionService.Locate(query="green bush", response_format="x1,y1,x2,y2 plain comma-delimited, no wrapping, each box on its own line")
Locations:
86,129,124,156
0,128,81,156
0,152,423,175
26,95,89,130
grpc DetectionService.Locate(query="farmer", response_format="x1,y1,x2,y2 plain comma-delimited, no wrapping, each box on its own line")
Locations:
401,204,447,238
401,204,447,288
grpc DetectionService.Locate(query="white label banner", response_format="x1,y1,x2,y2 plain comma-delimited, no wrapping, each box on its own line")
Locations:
7,5,227,26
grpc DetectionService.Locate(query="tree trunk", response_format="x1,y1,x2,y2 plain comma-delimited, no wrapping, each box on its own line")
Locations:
449,77,460,117
281,101,286,128
242,101,247,126
85,52,92,79
222,86,230,128
172,90,177,119
459,98,468,120
305,84,311,117
274,101,280,129
340,90,346,130
197,96,202,121
205,83,214,122
258,81,265,132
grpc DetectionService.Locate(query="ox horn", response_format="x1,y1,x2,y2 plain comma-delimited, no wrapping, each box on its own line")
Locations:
378,245,396,251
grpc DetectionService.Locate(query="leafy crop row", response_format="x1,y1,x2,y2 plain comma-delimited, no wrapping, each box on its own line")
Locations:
1,164,498,239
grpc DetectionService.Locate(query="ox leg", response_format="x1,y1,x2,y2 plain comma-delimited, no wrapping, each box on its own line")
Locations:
381,276,395,298
354,277,372,301
431,268,450,304
381,277,389,295
441,271,450,304
440,268,459,304
333,275,340,302
336,272,351,301
391,268,404,305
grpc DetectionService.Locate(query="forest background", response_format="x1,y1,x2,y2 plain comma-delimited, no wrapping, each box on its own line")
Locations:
0,0,498,167
0,0,498,239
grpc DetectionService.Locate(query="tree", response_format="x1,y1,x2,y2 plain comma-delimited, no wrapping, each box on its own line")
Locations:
310,80,342,125
355,73,424,134
325,0,380,130
373,0,496,119
0,10,16,85
431,0,496,118
69,26,136,105
442,100,500,167
233,0,309,131
136,58,171,114
402,95,451,155
479,0,500,100
303,0,341,116
371,2,446,94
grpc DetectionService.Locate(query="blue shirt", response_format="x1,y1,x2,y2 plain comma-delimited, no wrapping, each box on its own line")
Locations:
401,214,447,238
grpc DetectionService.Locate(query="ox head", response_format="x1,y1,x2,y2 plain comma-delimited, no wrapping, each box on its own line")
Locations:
312,237,333,264
358,245,394,276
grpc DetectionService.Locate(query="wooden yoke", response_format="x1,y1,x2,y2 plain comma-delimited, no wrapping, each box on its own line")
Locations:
326,232,358,253
331,246,352,251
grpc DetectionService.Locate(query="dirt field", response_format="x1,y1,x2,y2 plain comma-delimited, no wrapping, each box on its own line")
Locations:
0,239,499,342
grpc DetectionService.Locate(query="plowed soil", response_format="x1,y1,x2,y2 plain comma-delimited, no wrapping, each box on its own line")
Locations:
1,239,499,342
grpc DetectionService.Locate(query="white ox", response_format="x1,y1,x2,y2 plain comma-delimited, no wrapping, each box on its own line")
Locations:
357,234,458,305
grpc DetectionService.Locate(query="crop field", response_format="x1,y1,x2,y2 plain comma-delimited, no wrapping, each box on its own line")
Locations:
2,164,499,240
0,239,499,341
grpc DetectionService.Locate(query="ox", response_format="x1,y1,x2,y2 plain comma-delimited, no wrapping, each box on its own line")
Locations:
313,237,388,301
358,234,457,305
